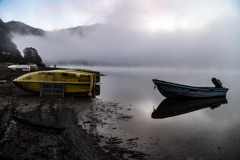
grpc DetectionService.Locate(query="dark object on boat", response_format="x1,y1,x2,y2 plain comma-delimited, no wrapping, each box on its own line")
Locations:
212,77,223,88
151,97,228,119
152,78,228,98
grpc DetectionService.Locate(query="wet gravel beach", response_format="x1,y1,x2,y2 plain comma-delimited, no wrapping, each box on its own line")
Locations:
1,63,240,160
0,63,147,160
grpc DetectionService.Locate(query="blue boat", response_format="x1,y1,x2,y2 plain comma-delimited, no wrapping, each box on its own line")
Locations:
152,78,228,98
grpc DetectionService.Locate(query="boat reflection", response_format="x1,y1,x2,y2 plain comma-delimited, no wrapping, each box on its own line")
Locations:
151,97,228,119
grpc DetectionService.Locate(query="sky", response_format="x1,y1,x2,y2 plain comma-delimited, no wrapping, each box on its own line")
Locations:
0,0,240,68
0,0,239,31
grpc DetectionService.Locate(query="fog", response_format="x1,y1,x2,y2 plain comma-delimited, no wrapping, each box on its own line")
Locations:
9,0,240,69
12,19,239,69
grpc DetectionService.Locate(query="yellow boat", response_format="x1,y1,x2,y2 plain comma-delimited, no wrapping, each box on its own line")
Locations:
67,68,100,82
13,69,99,95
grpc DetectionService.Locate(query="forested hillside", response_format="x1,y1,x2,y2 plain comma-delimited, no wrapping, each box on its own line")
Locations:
0,19,22,62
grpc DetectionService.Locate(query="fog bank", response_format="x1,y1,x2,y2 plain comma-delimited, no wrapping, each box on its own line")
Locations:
12,18,240,69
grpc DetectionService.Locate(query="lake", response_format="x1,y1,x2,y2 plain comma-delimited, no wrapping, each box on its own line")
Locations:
61,65,240,159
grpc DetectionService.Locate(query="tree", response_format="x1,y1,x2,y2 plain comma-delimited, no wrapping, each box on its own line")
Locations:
23,47,43,64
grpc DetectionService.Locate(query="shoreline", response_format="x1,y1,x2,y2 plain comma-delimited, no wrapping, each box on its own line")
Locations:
0,63,147,160
0,63,115,159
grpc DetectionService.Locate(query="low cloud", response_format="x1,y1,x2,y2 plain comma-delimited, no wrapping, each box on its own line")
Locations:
12,17,240,69
9,0,240,69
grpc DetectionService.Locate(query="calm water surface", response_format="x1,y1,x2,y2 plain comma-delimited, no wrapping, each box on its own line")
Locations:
63,66,240,159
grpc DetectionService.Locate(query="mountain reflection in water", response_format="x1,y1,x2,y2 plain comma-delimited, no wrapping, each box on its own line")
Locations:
152,96,228,119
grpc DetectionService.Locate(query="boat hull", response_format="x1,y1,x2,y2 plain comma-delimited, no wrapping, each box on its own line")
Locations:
153,79,228,98
13,70,98,94
13,82,93,93
8,65,38,72
67,68,100,82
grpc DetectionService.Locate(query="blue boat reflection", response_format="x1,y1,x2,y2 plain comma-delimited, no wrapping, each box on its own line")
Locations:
151,97,228,119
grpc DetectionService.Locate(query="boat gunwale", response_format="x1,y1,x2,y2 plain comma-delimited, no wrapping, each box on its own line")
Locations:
13,81,92,85
152,79,228,92
38,70,96,75
13,70,97,83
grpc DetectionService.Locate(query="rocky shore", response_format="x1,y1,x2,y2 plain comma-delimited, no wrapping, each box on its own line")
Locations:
0,63,147,160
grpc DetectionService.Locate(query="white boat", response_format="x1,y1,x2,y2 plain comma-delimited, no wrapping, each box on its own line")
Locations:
8,64,38,71
152,78,228,98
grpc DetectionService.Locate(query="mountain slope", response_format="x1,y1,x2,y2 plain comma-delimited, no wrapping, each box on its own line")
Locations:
5,21,102,37
61,23,102,37
0,19,22,62
5,21,45,36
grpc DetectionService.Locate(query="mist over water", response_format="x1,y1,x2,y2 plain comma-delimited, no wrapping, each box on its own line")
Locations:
12,17,240,69
62,65,240,159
